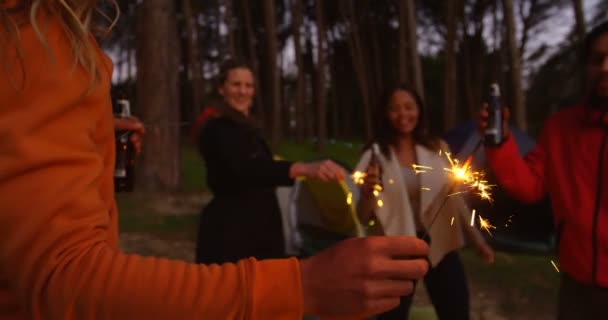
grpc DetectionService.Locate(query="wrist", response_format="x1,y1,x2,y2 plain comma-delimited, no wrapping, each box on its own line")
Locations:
290,162,305,179
299,258,316,315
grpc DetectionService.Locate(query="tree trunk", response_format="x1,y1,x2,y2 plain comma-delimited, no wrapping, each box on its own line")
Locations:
136,0,181,191
291,0,306,142
241,0,265,127
182,0,205,123
340,0,372,139
315,0,327,151
405,0,424,100
572,0,586,41
398,0,408,84
263,0,281,148
224,0,235,56
444,0,458,131
502,0,527,131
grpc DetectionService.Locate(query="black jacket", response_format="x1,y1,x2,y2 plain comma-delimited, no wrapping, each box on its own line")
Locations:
195,114,294,264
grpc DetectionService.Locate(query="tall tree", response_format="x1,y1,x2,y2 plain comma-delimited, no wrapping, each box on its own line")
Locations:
443,0,459,131
502,0,527,130
315,0,328,150
571,0,586,41
223,0,235,56
398,0,408,84
239,0,265,127
404,0,424,100
262,0,281,147
291,0,306,141
182,0,205,122
136,0,181,190
340,0,372,139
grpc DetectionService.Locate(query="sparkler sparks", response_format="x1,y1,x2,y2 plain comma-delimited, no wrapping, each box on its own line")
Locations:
412,149,494,204
551,260,560,273
442,152,494,202
470,210,477,226
421,187,431,191
478,216,496,235
412,164,433,174
450,217,455,226
346,192,352,205
351,171,385,208
352,171,367,185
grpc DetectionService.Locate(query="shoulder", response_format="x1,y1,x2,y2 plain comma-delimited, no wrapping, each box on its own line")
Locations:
540,106,580,134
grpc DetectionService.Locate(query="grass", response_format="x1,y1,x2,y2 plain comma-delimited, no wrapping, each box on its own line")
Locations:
180,140,364,192
116,193,199,240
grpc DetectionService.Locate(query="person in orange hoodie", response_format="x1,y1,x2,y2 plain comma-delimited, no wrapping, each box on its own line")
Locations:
0,1,430,319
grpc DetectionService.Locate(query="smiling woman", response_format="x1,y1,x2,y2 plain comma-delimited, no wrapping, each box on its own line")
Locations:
192,58,347,265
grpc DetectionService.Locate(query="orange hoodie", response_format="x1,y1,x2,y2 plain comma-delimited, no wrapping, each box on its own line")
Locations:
0,6,302,320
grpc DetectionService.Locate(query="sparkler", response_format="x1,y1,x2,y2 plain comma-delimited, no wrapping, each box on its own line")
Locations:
470,209,477,226
420,140,493,241
478,215,496,235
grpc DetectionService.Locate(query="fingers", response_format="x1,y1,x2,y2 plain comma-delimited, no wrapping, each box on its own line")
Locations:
130,133,143,155
316,160,345,181
373,236,430,258
503,107,510,121
114,117,145,134
361,279,415,299
372,258,429,281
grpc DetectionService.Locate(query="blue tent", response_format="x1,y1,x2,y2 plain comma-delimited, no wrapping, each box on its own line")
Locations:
444,120,536,166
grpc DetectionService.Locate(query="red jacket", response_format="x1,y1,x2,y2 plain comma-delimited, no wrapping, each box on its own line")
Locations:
486,104,608,287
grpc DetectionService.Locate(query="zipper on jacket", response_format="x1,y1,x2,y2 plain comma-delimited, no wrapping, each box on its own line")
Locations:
592,121,608,285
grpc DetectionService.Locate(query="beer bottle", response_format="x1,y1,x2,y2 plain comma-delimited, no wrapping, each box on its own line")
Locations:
114,99,136,192
485,83,504,146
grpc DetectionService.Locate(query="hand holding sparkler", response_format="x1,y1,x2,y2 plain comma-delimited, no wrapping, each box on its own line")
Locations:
354,146,386,235
300,236,429,318
290,160,345,182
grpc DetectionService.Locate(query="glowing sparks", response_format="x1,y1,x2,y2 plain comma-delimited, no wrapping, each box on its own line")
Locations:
447,191,467,197
470,210,477,227
450,217,455,226
551,260,560,273
504,214,515,227
440,152,494,203
352,171,367,184
414,150,494,202
388,179,395,184
373,190,380,197
346,192,352,205
412,164,433,174
377,199,384,207
421,187,431,191
478,216,496,235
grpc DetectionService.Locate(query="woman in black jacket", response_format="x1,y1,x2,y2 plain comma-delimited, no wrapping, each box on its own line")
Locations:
194,59,345,264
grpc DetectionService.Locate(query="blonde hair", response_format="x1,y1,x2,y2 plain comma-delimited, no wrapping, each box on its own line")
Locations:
0,0,119,88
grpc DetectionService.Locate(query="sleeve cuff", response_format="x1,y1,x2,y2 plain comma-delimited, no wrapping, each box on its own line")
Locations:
276,160,296,185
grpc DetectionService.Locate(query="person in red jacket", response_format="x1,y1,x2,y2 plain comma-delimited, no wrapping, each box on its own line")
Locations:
479,21,608,319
